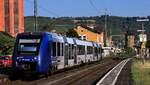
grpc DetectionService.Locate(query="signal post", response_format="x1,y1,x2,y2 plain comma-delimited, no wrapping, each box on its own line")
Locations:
137,19,149,64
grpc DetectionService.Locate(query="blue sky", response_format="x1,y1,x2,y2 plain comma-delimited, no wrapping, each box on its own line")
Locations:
24,0,150,17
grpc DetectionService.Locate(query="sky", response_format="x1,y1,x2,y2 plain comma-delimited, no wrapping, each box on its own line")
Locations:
24,0,150,17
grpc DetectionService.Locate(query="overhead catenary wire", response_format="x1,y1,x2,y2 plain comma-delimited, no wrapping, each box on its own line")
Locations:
25,0,60,17
88,0,100,14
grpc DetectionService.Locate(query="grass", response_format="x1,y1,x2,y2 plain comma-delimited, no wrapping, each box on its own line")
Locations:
132,59,150,85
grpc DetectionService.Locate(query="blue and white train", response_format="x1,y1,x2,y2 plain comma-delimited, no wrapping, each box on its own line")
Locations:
12,32,102,75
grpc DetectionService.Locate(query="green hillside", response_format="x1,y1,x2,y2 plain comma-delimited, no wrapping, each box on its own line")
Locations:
24,16,150,39
24,16,74,33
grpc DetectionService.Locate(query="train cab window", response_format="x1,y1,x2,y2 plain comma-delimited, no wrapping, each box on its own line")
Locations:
52,42,56,56
18,38,41,56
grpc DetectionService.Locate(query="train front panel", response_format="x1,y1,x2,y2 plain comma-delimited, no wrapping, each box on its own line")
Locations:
12,33,51,74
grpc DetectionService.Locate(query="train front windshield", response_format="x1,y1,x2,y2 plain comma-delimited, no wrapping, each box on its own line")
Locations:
18,38,41,56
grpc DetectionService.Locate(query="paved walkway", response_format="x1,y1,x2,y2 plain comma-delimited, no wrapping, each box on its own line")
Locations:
96,58,131,85
115,59,132,85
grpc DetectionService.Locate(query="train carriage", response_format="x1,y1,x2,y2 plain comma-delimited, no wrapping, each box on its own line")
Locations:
12,32,102,75
85,41,93,62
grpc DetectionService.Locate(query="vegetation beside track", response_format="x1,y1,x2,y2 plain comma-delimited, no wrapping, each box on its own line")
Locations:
112,47,136,60
131,59,150,85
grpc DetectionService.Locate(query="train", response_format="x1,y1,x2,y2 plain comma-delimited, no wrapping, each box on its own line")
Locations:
12,32,102,75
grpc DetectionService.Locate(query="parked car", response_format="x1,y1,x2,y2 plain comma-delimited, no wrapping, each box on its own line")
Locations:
0,55,12,68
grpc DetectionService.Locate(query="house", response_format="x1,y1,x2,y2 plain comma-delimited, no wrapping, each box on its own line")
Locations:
74,25,104,46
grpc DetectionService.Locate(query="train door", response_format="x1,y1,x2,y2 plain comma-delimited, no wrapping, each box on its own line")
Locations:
73,39,77,64
64,43,69,67
92,46,95,61
74,45,77,64
85,46,87,62
99,47,102,60
51,42,57,69
96,47,98,60
68,44,74,66
57,43,65,69
94,47,98,61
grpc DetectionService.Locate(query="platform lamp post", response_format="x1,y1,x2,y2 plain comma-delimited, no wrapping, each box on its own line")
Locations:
136,19,149,64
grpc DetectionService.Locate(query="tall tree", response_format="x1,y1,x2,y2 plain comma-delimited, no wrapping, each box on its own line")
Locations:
0,32,15,55
66,29,79,38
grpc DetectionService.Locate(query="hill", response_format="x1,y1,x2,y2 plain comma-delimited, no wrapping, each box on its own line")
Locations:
24,16,150,39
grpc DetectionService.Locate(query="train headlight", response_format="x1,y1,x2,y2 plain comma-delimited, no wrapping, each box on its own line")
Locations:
34,57,37,60
17,57,19,59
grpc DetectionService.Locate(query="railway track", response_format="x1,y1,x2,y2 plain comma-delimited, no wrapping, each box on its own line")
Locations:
0,58,122,85
39,58,121,85
96,58,131,85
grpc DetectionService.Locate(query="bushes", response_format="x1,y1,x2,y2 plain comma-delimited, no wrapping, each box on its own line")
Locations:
0,32,15,55
115,47,136,60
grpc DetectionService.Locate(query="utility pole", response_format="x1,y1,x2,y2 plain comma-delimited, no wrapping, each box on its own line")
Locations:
109,23,112,47
104,9,108,47
34,0,38,32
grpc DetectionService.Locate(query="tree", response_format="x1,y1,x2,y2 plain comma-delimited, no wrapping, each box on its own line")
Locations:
39,22,55,32
66,29,79,38
146,40,150,48
0,32,15,55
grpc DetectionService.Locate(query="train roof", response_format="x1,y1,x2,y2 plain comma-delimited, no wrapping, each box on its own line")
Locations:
66,38,74,44
84,41,93,46
75,39,93,46
18,32,102,47
93,42,98,47
46,32,99,47
48,32,64,43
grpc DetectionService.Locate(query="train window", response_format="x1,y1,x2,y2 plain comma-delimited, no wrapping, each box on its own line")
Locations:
94,47,98,56
87,46,93,54
61,43,64,56
57,43,60,56
72,44,74,59
68,44,72,59
77,45,80,55
59,43,62,56
77,45,85,55
82,46,85,55
97,47,100,54
52,42,56,56
99,48,101,54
